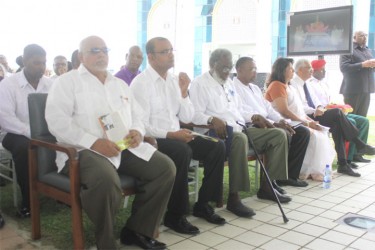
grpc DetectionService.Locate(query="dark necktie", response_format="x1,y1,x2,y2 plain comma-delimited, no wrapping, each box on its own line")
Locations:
303,83,315,109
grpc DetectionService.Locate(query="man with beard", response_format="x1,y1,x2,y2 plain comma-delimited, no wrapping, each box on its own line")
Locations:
189,49,291,218
0,44,53,218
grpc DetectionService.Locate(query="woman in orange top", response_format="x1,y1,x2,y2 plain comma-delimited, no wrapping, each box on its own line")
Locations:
265,58,334,181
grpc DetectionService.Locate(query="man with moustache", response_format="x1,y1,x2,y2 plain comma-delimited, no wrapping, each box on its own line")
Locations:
189,49,291,218
51,55,68,80
0,44,53,218
131,37,226,234
45,36,175,249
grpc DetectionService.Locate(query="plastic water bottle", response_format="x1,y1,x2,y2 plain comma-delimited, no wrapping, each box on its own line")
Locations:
322,164,331,189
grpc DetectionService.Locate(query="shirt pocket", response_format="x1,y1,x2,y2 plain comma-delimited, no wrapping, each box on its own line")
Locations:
150,96,164,114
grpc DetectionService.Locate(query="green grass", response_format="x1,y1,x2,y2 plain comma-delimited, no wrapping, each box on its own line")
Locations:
0,116,374,249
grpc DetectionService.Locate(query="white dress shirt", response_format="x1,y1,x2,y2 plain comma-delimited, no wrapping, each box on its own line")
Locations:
306,77,330,107
233,77,283,123
46,65,155,171
0,70,52,138
130,66,195,138
189,72,246,132
290,76,315,115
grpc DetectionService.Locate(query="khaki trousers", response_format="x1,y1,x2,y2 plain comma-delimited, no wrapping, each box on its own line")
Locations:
64,150,175,249
228,128,288,192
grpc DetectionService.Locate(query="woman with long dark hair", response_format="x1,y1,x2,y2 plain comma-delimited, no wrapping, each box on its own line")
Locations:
265,58,334,181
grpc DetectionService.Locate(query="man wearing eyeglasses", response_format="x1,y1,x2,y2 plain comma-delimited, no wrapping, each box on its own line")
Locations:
46,36,175,250
131,37,226,235
51,55,68,81
189,49,291,217
339,30,375,117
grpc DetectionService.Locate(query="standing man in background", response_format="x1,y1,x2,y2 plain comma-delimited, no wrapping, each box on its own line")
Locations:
340,30,375,117
115,45,143,85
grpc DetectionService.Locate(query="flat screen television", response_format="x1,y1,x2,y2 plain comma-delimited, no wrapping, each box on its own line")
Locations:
287,5,353,56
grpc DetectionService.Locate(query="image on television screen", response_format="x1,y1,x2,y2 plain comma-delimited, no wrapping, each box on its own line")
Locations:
287,5,353,56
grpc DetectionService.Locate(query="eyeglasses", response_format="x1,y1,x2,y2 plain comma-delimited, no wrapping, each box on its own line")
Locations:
152,48,174,55
87,47,110,55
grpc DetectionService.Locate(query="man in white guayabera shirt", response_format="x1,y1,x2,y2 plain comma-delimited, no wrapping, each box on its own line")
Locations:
45,35,175,250
189,49,292,218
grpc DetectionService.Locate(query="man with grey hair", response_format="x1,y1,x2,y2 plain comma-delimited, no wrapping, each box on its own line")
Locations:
291,58,374,177
190,48,292,218
46,35,175,249
339,30,375,117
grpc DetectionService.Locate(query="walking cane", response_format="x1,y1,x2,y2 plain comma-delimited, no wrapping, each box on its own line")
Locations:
236,121,289,223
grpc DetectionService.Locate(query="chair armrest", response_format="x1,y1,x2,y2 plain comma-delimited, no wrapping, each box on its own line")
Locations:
30,139,78,160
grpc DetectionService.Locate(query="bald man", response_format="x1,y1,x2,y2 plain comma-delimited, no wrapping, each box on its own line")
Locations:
115,45,144,85
46,36,175,249
339,30,375,117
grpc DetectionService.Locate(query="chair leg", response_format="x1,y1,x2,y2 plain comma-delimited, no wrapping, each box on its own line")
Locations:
11,160,18,207
123,196,129,208
194,163,199,202
71,202,84,249
30,191,41,240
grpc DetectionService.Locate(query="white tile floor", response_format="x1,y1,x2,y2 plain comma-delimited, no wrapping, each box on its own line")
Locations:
2,161,374,249
130,160,375,250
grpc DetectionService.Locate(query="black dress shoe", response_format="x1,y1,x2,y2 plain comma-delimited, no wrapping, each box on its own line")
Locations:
357,145,375,156
277,178,308,187
353,155,371,163
257,188,292,203
348,162,359,169
193,203,226,225
272,180,287,194
16,207,30,218
164,215,200,235
120,227,166,250
337,164,361,177
0,213,5,229
226,200,256,218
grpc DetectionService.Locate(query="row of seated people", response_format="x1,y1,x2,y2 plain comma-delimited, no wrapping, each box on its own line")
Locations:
0,36,374,250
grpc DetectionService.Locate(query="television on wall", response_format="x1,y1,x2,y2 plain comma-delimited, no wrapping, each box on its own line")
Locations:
287,5,353,56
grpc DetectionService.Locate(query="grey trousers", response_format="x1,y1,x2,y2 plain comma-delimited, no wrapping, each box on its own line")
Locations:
67,150,175,249
228,128,288,192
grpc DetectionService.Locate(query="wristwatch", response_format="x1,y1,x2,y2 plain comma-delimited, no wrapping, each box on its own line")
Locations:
207,116,214,124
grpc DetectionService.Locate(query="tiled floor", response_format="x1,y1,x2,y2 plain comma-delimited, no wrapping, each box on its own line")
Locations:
1,161,375,250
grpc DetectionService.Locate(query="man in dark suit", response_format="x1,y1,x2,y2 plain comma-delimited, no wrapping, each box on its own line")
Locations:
291,59,375,178
339,30,375,117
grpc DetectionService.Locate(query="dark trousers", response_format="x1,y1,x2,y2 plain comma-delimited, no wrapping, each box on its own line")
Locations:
287,125,310,179
157,137,225,217
309,108,359,165
2,133,30,209
344,93,371,117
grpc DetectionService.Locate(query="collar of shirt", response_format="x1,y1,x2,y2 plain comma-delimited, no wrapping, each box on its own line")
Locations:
18,70,51,91
78,64,114,84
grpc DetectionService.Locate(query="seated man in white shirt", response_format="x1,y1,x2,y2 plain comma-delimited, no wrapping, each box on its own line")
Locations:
131,37,226,233
234,57,310,188
0,44,53,218
307,59,371,164
189,49,291,217
291,59,374,177
45,36,175,250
